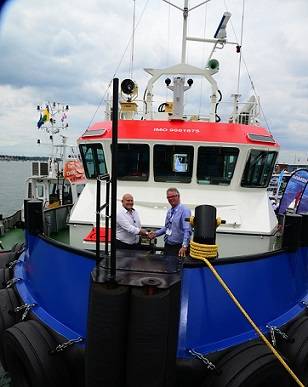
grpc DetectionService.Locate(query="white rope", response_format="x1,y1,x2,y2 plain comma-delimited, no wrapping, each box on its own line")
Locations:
224,0,272,135
86,0,150,129
198,3,208,115
236,0,245,95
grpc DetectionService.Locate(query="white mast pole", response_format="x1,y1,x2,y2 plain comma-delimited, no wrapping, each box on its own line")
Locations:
181,0,189,64
130,0,136,79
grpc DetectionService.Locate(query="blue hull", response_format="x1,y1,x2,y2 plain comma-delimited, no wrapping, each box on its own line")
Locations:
14,231,308,358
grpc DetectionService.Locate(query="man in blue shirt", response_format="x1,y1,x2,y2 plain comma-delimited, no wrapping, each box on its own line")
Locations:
149,188,191,257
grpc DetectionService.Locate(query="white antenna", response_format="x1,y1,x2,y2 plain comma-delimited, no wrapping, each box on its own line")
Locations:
162,0,212,64
213,11,231,40
129,0,136,79
236,0,245,94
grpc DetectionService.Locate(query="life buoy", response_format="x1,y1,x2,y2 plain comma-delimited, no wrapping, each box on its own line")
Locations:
3,320,71,387
278,315,308,385
203,341,292,387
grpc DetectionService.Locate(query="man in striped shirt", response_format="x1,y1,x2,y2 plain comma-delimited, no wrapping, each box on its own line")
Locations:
149,188,191,257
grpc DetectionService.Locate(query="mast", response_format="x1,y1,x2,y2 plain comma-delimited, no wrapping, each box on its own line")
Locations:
36,102,69,177
181,0,188,64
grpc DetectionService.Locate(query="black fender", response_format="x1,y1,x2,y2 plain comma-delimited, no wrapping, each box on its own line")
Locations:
3,320,71,387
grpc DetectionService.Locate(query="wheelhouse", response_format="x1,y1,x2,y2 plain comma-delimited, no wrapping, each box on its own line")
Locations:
69,119,279,257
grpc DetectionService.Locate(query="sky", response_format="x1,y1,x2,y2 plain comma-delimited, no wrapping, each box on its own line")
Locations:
0,0,308,163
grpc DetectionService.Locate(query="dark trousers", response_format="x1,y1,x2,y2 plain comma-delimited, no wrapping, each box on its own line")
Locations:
164,243,182,256
116,239,140,250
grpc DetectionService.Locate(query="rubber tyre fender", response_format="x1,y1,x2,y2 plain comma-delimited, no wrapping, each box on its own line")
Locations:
11,242,24,255
0,288,20,369
0,252,13,269
0,243,24,269
126,287,177,387
278,315,308,385
85,282,129,387
3,320,72,387
203,341,293,387
0,268,11,289
51,329,85,387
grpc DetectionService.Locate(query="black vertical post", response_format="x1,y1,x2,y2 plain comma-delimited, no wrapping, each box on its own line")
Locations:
105,180,110,255
95,177,101,268
110,78,119,282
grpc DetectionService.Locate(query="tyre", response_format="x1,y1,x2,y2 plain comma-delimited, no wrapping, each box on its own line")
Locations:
203,341,293,387
85,282,129,387
0,269,11,289
278,315,308,385
0,288,20,368
3,320,71,387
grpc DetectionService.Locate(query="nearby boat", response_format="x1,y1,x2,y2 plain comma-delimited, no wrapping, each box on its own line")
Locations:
0,102,85,250
1,2,308,386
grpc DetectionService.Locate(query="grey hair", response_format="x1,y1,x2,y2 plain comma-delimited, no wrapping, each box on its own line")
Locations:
166,187,179,195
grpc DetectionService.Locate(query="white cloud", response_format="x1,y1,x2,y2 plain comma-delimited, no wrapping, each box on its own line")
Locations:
0,0,307,159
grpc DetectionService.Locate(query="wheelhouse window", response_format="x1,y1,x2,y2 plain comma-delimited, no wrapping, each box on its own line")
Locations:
197,147,239,185
79,143,107,179
115,144,149,181
154,145,194,183
241,150,278,187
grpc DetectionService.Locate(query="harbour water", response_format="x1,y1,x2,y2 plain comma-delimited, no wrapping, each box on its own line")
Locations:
0,161,32,385
0,161,32,217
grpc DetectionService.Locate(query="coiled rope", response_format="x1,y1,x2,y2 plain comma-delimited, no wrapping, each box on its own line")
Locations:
190,247,304,387
190,240,218,259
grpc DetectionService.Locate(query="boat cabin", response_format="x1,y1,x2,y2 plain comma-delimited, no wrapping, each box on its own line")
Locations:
69,119,279,257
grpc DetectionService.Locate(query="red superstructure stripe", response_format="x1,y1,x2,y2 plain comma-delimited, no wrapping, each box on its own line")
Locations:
80,120,279,147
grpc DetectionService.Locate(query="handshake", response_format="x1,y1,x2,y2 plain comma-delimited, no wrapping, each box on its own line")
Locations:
140,229,156,240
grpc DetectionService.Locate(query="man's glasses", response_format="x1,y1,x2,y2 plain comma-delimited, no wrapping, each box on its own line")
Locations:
167,194,178,199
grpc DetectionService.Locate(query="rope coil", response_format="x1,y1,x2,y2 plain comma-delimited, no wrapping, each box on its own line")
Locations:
190,240,218,259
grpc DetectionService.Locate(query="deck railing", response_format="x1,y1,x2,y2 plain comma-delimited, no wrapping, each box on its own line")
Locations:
0,210,22,235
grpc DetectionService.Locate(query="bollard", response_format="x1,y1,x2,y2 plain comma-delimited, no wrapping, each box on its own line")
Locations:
282,214,302,252
24,199,44,235
299,212,308,247
193,205,217,245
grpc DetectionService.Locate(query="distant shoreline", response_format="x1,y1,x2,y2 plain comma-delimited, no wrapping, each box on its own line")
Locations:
0,155,48,161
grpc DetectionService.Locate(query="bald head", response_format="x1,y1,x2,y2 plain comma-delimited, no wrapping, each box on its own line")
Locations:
122,193,134,211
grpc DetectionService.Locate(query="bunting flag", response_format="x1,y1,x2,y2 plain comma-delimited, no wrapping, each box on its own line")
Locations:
42,108,50,122
37,114,44,128
61,112,67,122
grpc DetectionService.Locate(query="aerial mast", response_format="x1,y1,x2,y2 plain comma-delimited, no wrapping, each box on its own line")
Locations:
36,102,69,177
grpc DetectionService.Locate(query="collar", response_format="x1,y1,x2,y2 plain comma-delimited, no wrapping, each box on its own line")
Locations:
124,207,135,213
170,203,180,211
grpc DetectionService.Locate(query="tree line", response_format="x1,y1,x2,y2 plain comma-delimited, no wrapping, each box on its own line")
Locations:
0,155,48,161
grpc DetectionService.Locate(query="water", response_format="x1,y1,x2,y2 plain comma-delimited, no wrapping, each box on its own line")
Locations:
0,161,32,217
0,161,31,385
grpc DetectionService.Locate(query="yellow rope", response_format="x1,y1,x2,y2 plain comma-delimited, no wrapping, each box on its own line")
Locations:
192,252,304,386
190,240,218,259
